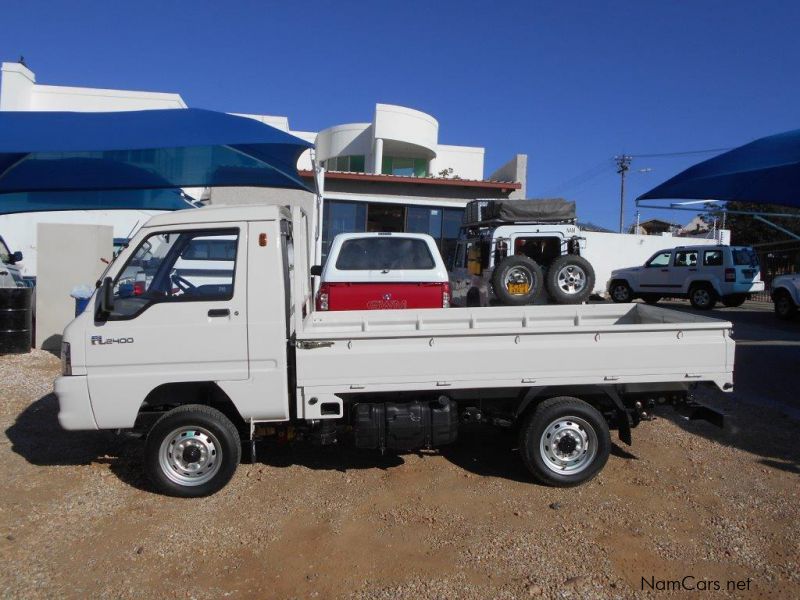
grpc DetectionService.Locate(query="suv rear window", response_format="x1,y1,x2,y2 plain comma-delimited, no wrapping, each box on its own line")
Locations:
732,248,759,266
336,237,435,270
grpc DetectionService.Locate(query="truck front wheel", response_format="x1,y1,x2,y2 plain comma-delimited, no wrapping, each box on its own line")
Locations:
519,397,610,487
145,404,242,497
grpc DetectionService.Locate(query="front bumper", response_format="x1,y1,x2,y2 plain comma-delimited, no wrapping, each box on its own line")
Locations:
55,375,98,430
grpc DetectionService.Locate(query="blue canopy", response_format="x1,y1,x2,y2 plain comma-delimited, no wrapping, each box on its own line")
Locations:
638,129,800,208
0,189,194,214
0,108,313,212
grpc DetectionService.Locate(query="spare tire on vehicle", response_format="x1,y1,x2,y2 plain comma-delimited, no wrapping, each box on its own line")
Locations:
492,256,544,306
545,255,595,304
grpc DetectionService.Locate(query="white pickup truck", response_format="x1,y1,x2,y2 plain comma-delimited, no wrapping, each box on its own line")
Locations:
56,204,734,497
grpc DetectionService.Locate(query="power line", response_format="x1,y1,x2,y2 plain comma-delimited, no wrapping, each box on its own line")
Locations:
540,159,615,196
630,147,732,159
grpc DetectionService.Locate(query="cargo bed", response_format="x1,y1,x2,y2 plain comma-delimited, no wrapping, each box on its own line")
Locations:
295,303,734,399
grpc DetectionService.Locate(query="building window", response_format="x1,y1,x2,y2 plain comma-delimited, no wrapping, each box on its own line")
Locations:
325,155,365,173
381,156,428,177
321,200,464,266
322,200,367,263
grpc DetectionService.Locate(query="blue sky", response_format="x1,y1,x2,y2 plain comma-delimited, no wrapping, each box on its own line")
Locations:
2,1,798,229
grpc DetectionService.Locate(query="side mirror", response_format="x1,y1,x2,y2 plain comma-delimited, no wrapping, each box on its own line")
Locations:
96,277,115,320
310,265,322,277
10,251,22,264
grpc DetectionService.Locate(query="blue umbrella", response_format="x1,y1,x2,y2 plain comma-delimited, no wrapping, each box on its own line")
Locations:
0,108,313,212
638,129,800,208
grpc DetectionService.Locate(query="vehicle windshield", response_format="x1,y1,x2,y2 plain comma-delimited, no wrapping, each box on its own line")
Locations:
732,247,759,267
336,237,435,270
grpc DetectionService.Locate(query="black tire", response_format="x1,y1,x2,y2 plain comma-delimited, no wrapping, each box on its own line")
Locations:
774,289,797,320
609,280,633,303
689,283,717,310
145,404,241,497
546,255,595,304
466,288,481,307
519,397,611,487
643,295,662,305
721,294,747,308
492,256,544,306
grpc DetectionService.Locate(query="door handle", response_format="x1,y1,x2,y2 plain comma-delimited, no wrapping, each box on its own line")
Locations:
689,268,697,272
661,269,669,272
208,309,230,317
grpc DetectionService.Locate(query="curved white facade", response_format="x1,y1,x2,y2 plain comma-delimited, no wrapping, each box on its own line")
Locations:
315,122,372,163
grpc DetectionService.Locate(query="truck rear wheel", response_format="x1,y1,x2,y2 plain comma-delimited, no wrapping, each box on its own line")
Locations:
145,404,241,497
689,283,716,310
492,256,544,305
546,255,595,304
519,397,610,487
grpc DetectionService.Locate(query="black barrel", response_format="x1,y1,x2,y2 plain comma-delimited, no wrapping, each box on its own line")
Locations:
0,287,33,354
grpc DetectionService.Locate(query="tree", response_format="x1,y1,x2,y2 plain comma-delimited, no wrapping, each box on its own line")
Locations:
711,202,800,246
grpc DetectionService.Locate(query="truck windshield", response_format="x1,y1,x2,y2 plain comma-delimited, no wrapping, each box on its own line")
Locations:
336,237,435,270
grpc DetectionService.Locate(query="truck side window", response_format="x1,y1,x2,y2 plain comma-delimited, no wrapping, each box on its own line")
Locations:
703,250,723,266
0,238,10,264
673,250,698,267
646,251,672,267
108,228,239,319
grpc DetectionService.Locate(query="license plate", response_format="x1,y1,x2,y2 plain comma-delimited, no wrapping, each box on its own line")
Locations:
507,283,530,294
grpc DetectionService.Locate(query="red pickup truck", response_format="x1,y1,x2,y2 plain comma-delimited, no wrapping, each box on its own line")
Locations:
315,233,450,311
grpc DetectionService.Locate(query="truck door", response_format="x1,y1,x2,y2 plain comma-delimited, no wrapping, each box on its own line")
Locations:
85,225,249,426
638,250,673,292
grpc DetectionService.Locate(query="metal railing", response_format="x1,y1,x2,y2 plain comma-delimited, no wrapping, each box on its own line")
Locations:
752,241,800,302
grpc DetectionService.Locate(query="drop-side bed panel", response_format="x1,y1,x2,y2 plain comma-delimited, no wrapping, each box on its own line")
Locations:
295,304,735,396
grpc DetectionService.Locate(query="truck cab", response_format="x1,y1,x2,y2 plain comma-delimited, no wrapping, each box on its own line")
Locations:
0,235,25,288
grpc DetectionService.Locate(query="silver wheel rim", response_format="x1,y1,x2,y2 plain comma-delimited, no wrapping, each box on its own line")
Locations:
556,264,587,295
612,284,629,302
159,426,222,487
504,266,534,295
694,289,710,306
539,416,598,475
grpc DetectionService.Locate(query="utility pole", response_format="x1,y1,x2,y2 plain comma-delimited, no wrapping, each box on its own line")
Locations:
615,154,632,233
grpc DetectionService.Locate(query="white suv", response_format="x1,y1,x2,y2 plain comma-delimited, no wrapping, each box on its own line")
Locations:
608,245,764,310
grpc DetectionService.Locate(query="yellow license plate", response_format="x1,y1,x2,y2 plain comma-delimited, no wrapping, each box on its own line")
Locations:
507,283,530,294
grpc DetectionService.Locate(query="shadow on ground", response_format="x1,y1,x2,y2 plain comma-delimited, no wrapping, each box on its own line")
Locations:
5,392,152,491
655,301,800,475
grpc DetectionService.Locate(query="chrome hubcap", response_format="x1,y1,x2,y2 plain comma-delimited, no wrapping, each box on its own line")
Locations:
556,265,586,295
159,426,222,486
539,416,597,475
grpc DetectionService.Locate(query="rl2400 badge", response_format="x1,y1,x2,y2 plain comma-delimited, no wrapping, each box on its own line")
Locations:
91,335,134,345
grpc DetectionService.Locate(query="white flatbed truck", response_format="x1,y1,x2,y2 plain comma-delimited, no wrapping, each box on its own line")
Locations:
56,204,734,497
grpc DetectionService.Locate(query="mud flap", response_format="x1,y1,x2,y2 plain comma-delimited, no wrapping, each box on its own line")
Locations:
604,388,632,446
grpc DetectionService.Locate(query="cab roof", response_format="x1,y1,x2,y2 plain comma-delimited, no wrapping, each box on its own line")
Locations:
143,204,291,228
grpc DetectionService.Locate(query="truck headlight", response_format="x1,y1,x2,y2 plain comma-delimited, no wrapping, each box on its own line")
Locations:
61,341,72,376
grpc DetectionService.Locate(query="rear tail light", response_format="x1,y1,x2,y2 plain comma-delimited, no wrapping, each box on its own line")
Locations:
316,284,330,311
442,282,451,308
725,268,736,282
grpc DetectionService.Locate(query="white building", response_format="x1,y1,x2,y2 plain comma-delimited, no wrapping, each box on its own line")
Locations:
0,60,527,272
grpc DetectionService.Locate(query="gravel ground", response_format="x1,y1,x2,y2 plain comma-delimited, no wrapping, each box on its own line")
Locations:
1,302,798,599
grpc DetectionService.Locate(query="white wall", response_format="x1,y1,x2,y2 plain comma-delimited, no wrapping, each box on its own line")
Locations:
431,144,484,180
582,231,728,294
36,223,113,350
0,210,162,277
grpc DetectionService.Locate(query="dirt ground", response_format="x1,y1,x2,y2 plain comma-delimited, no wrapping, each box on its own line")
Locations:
1,301,798,599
